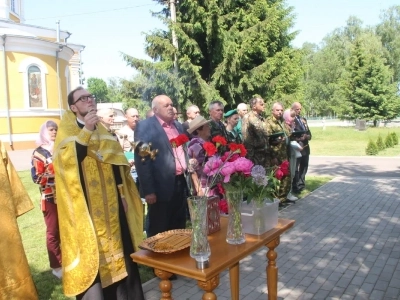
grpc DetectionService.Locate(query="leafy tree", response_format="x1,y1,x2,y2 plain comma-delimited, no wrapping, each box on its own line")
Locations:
376,6,400,85
340,33,400,125
122,0,303,110
87,77,109,103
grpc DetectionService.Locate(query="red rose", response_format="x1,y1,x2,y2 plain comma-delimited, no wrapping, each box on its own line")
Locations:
275,168,284,180
203,142,217,156
280,160,290,176
212,135,227,146
219,199,228,214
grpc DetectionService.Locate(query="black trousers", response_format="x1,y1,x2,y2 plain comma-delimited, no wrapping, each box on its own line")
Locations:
146,175,187,238
292,154,309,192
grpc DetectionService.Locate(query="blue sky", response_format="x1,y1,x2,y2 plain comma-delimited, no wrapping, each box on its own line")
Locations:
24,0,399,83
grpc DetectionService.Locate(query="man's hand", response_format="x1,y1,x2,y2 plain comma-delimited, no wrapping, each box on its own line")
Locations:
145,193,157,205
84,109,99,131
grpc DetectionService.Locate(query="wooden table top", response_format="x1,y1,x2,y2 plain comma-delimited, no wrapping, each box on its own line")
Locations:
131,217,295,282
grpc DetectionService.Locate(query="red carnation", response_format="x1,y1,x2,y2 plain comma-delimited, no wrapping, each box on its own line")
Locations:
228,143,247,156
203,142,217,156
170,134,189,148
219,199,228,214
216,182,225,195
212,135,227,147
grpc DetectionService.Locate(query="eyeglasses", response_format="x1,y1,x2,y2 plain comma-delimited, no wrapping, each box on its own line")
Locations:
73,95,96,104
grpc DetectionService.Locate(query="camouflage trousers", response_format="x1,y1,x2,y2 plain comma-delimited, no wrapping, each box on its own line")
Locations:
276,174,291,202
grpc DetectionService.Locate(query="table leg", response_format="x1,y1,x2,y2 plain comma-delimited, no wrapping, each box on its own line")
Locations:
197,274,219,300
229,262,240,300
154,268,173,300
266,236,280,300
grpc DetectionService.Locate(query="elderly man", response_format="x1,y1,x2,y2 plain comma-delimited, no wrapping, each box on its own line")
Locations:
53,87,144,299
135,95,188,239
182,104,200,139
266,102,293,206
241,97,270,167
292,102,312,194
234,103,248,141
208,100,229,139
116,108,139,151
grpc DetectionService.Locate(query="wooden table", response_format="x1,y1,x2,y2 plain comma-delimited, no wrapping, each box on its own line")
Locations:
131,217,295,300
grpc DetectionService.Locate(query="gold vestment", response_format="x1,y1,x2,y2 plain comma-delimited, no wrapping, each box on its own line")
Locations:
0,141,38,300
53,111,143,297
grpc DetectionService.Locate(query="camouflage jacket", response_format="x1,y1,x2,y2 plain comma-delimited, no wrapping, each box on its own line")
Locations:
265,115,290,163
210,120,229,141
241,111,270,167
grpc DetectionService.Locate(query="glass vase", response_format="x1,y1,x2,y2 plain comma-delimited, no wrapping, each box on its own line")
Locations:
187,196,211,269
252,198,268,235
225,189,246,245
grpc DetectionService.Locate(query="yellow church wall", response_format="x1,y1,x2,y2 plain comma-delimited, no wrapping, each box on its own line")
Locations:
0,116,60,135
2,51,69,110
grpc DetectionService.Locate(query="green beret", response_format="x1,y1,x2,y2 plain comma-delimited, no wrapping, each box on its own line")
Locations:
224,109,238,118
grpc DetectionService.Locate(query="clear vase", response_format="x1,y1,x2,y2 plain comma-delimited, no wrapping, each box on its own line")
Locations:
225,189,246,245
187,196,211,269
252,198,266,235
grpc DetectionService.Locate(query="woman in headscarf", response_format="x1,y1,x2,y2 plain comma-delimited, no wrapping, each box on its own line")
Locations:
31,120,62,279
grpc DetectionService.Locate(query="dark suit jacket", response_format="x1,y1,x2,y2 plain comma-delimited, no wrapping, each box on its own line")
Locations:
293,116,311,156
134,116,185,202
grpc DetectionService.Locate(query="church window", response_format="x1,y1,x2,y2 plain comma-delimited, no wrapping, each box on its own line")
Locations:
10,0,20,15
28,66,43,108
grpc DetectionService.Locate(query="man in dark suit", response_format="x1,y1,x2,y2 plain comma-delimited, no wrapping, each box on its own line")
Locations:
209,100,229,140
135,95,188,238
292,102,312,193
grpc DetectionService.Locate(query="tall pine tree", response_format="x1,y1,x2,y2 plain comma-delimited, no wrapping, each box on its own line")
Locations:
341,34,400,125
122,0,303,110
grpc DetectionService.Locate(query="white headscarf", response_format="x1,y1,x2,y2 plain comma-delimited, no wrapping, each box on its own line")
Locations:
35,120,58,154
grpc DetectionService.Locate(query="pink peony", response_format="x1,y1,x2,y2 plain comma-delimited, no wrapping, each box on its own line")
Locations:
203,156,223,176
233,157,254,175
220,161,236,182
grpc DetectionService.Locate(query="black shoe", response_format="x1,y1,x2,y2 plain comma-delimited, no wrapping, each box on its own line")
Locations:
279,202,288,208
285,199,296,204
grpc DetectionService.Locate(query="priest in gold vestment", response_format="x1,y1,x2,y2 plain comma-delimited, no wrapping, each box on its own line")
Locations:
0,141,38,300
53,87,144,299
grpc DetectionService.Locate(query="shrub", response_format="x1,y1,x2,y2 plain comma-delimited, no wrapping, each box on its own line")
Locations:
385,133,394,148
391,132,399,145
376,134,385,151
366,140,379,155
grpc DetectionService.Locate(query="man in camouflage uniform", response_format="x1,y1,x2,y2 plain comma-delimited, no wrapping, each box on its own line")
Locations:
208,100,229,140
266,102,293,206
241,97,270,168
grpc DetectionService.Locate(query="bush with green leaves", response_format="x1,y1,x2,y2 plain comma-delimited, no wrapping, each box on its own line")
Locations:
391,132,399,145
365,140,379,155
376,134,385,151
385,133,394,148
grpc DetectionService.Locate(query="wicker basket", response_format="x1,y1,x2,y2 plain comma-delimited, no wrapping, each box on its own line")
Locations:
139,229,192,254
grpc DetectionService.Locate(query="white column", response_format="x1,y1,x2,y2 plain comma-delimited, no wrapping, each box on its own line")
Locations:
0,0,9,20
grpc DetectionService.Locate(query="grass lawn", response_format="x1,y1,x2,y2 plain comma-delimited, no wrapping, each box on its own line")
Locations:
17,171,331,299
310,126,400,156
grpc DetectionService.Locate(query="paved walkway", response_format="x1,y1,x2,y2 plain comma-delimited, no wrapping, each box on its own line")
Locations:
8,150,400,299
142,176,400,299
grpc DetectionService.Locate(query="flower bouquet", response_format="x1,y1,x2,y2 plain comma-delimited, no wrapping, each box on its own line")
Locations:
202,136,254,244
241,161,290,235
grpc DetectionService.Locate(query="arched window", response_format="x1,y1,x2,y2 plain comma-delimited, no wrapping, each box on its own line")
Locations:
19,57,48,109
28,66,42,107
